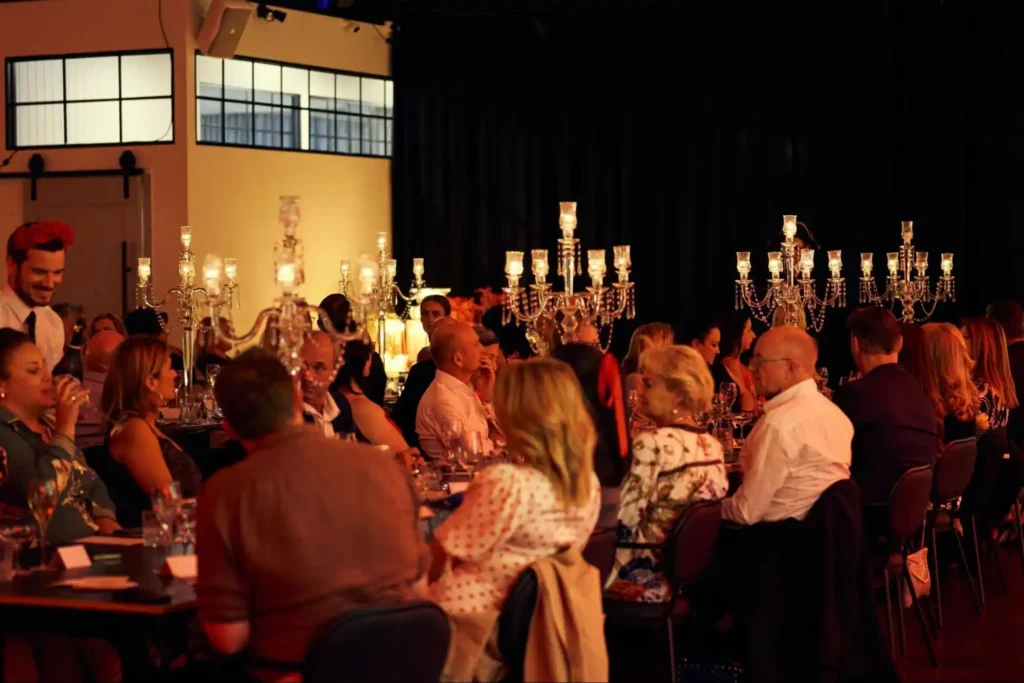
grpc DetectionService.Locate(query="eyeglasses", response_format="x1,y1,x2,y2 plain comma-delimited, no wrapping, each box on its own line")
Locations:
750,356,792,369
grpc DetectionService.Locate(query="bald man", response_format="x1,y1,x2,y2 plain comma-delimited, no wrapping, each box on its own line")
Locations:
299,332,359,440
76,330,124,449
394,316,457,448
415,320,494,460
721,326,853,525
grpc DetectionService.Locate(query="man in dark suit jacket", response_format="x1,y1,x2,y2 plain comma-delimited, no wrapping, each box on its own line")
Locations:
833,307,938,509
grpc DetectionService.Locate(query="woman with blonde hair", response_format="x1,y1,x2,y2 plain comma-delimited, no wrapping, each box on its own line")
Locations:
429,356,600,616
622,322,674,393
961,317,1019,430
100,336,201,526
608,345,729,602
921,322,982,443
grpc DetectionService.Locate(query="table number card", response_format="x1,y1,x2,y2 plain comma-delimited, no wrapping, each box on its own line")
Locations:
160,555,197,579
55,545,92,570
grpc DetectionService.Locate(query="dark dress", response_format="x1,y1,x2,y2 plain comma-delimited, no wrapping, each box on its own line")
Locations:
392,359,437,449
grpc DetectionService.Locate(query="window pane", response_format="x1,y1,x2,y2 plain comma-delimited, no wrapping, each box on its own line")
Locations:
66,101,119,144
309,111,335,152
385,80,394,116
121,53,171,98
253,62,281,105
224,101,253,145
310,70,334,110
254,104,282,148
337,75,360,113
337,113,359,153
224,59,253,101
12,60,63,103
386,141,392,156
65,56,118,101
196,55,223,98
361,77,386,116
122,98,172,142
197,98,223,143
282,66,308,106
13,104,64,146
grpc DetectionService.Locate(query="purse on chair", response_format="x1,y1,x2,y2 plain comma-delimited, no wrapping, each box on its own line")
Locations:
901,547,932,609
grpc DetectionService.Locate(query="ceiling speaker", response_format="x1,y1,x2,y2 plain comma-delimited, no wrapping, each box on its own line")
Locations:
197,0,254,58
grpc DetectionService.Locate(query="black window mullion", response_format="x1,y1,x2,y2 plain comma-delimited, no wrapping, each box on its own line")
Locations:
221,59,226,144
61,58,68,145
117,55,123,143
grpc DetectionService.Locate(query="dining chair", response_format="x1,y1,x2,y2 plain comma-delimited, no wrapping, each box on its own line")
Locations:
497,567,539,683
581,526,618,584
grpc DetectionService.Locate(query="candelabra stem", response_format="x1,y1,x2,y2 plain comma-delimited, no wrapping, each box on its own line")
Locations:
377,307,387,360
182,325,196,392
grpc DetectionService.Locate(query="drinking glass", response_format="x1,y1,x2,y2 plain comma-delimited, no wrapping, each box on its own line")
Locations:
441,421,464,467
176,498,198,548
0,522,36,575
142,511,171,548
719,382,738,413
151,481,183,531
26,480,58,571
206,365,223,418
0,537,17,582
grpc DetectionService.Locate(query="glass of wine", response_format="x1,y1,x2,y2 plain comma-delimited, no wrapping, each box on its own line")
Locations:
0,521,37,575
151,481,183,529
441,420,464,469
26,480,58,571
719,382,738,413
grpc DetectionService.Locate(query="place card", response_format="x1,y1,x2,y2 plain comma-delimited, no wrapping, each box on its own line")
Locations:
160,554,197,579
448,481,470,494
56,545,92,570
419,506,435,520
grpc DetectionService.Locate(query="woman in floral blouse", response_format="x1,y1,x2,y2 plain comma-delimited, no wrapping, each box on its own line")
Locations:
607,345,728,603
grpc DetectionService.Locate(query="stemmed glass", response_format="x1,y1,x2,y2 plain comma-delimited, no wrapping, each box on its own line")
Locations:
719,382,738,414
441,420,465,469
176,498,198,549
27,480,58,571
816,366,830,393
206,365,223,418
0,522,37,575
151,481,182,547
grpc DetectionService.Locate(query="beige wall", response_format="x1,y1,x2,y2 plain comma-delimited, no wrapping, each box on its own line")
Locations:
186,6,392,329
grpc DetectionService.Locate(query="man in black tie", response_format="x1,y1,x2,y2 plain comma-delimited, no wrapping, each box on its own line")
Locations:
0,221,75,371
833,307,938,516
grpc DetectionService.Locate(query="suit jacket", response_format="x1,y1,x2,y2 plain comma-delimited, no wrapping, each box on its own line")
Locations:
302,389,364,442
392,359,437,449
833,363,938,506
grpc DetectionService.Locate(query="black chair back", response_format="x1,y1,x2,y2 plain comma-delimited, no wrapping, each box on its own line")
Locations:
888,464,934,543
668,500,722,586
932,438,977,504
303,601,450,683
497,568,538,683
581,527,617,583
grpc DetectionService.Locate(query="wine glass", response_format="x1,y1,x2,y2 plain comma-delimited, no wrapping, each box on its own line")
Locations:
176,498,198,548
816,366,830,392
26,480,58,571
719,382,738,413
151,482,183,530
0,522,37,575
441,420,464,468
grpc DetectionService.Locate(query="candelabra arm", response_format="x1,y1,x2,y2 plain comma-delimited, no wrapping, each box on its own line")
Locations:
504,286,558,327
210,307,278,348
138,286,182,311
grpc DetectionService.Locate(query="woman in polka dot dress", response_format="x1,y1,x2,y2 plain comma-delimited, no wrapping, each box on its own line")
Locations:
429,357,601,615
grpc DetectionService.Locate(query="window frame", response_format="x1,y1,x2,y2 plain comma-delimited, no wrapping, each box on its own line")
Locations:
194,52,392,159
4,48,175,150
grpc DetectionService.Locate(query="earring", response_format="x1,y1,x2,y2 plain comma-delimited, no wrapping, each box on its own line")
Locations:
0,390,6,400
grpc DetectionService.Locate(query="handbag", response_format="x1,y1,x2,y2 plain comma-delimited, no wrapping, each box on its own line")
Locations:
901,547,931,608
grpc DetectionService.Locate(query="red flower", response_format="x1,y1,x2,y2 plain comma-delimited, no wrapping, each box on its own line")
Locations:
12,221,76,251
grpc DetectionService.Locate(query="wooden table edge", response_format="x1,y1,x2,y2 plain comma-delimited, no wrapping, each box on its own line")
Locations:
0,593,196,615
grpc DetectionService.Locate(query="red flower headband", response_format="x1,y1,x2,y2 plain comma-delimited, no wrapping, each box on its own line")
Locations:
12,221,76,251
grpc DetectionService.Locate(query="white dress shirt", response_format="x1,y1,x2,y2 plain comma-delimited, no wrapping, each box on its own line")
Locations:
416,369,494,460
0,284,64,372
303,392,342,439
722,378,853,525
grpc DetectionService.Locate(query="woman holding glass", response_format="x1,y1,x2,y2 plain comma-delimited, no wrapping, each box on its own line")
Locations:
101,336,200,527
0,329,119,546
608,345,728,602
711,311,758,413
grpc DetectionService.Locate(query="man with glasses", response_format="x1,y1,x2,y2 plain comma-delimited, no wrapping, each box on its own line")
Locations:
721,326,853,525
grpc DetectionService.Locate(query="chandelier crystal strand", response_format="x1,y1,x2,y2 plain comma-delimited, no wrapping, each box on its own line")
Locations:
858,221,955,323
503,202,635,354
734,214,845,333
136,225,238,391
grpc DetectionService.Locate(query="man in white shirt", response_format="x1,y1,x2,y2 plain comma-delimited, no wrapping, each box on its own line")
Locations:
416,320,494,460
0,221,76,372
722,325,853,525
299,332,347,439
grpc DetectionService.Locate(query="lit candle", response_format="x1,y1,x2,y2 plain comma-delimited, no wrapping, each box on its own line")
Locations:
505,251,525,280
203,254,222,296
376,232,388,252
782,215,798,242
613,245,631,272
559,201,578,236
860,252,874,277
224,257,237,283
736,251,752,280
180,226,192,250
359,266,375,295
412,258,424,280
941,253,953,276
179,260,194,282
340,260,351,276
386,259,397,281
887,252,899,276
531,249,549,282
277,262,296,287
767,251,782,278
137,257,151,282
827,250,842,278
588,249,607,284
901,220,914,245
799,248,815,276
915,251,929,276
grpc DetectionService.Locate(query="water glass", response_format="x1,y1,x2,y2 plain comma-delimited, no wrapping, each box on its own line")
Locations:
0,537,17,582
142,511,171,548
176,498,198,546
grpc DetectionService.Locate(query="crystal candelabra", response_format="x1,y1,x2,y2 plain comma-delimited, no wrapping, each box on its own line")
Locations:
502,202,635,353
136,226,238,390
203,196,360,379
339,232,424,356
734,214,846,332
858,221,955,323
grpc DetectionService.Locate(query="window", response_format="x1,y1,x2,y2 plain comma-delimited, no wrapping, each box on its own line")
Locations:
5,50,174,148
195,54,393,157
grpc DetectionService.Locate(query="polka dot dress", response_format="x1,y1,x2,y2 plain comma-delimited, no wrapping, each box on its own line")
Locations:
431,464,601,615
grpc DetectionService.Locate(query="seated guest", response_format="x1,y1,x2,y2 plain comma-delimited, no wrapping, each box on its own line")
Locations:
481,304,535,361
299,332,358,440
472,326,504,439
102,336,201,527
393,316,454,449
428,357,600,614
52,302,86,379
197,350,426,680
833,307,937,508
76,330,123,450
552,343,631,533
124,307,184,373
962,317,1018,431
89,313,126,338
608,345,728,602
676,315,721,367
621,323,674,395
318,294,387,406
336,339,408,452
711,311,758,412
722,326,853,525
0,330,119,544
194,316,233,383
416,320,494,459
415,294,452,363
921,323,981,443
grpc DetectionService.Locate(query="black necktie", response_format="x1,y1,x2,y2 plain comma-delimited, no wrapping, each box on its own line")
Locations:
24,311,36,344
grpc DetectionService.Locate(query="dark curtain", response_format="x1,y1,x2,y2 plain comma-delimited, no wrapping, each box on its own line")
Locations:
391,0,1024,364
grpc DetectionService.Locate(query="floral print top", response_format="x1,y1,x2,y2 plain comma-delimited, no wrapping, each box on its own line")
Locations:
976,381,1011,432
607,425,728,602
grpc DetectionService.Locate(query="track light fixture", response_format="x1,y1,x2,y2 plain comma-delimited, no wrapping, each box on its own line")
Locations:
256,3,287,23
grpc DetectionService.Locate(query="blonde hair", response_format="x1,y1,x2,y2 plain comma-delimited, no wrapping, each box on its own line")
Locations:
921,323,981,422
102,336,171,422
622,323,674,375
962,317,1019,409
639,345,715,421
494,357,595,508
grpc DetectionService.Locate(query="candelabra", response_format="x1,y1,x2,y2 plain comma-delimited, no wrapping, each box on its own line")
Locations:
338,232,424,356
203,196,359,379
502,202,635,353
136,226,238,390
734,214,846,332
858,221,955,323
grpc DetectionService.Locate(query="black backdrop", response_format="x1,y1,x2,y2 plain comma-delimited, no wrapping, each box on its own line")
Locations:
390,0,1024,364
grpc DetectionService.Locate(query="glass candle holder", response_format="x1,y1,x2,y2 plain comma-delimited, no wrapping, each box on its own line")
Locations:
827,250,842,278
505,251,525,282
915,252,929,277
613,245,631,272
736,251,752,280
531,249,549,282
860,253,873,277
799,248,815,276
767,251,783,278
412,258,424,280
137,257,152,282
588,249,607,284
376,232,388,252
887,252,899,276
224,258,238,283
180,226,192,250
901,220,914,244
782,215,798,241
203,255,222,296
386,259,398,281
559,202,578,236
941,253,953,276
